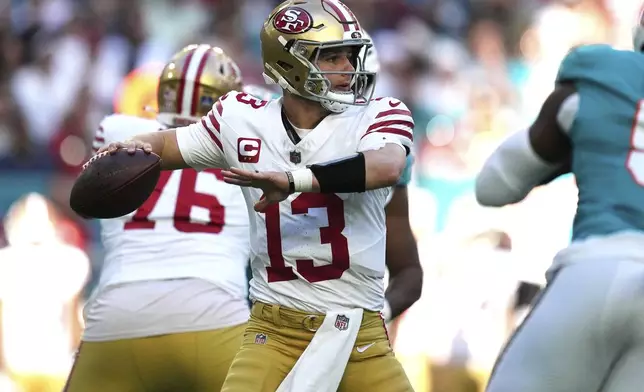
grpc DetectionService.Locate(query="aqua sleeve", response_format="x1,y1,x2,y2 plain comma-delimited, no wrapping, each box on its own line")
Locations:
397,154,413,186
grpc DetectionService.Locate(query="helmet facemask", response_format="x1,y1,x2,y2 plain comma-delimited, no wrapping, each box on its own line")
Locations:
265,38,376,113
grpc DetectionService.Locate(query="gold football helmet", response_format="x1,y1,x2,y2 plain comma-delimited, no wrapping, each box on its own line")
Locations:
260,0,375,113
157,44,242,126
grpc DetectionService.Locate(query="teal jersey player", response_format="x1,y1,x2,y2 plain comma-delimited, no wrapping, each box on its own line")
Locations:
556,44,644,240
474,32,644,391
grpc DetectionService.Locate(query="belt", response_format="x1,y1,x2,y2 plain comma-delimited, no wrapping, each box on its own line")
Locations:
251,301,325,332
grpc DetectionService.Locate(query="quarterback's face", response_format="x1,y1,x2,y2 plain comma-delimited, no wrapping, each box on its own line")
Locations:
316,46,358,92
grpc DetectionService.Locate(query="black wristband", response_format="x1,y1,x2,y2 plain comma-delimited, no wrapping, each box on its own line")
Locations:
285,171,295,194
308,152,366,193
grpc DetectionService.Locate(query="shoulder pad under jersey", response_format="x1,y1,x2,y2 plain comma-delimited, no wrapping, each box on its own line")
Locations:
99,114,163,143
364,97,415,152
556,44,614,84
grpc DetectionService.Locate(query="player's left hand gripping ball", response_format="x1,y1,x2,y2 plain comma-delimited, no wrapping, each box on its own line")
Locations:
69,148,161,219
222,167,290,211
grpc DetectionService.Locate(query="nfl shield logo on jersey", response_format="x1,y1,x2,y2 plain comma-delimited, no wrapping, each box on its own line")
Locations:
290,150,301,164
254,333,267,345
334,315,349,331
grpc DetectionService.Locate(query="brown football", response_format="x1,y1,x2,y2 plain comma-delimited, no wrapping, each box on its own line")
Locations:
70,149,161,219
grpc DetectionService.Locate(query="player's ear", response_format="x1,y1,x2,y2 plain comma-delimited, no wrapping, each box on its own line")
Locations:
528,82,576,164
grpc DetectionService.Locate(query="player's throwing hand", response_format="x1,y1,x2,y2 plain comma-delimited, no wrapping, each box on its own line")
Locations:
98,140,153,155
222,167,290,211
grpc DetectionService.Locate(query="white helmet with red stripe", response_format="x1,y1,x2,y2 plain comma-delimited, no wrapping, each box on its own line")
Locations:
260,0,375,113
157,44,243,127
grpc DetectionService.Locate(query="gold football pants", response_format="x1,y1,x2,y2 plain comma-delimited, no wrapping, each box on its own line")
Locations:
63,323,245,392
221,302,413,392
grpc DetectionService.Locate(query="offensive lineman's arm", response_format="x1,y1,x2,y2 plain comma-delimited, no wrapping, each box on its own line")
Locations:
475,83,577,206
384,186,422,322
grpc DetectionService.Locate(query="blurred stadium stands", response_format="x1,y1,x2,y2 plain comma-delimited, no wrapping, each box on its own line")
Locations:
0,0,638,391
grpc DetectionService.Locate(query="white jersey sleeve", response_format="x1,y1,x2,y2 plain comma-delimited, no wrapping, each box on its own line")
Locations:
176,96,230,170
93,114,163,153
358,97,414,154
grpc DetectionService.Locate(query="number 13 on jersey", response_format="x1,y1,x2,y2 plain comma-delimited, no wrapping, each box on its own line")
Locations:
263,193,350,284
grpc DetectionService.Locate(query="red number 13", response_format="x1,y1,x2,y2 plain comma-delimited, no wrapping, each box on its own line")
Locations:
263,193,350,283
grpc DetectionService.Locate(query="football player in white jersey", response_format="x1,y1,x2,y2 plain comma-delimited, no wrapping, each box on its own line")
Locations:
96,1,415,391
64,45,251,392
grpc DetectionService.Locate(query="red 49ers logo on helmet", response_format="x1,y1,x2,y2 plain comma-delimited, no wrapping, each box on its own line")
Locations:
273,7,313,34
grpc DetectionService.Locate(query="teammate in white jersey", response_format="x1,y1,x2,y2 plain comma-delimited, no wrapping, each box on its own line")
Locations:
97,1,414,391
64,45,252,392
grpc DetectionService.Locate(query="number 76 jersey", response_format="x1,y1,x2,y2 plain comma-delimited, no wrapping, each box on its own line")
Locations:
176,91,414,313
92,114,250,298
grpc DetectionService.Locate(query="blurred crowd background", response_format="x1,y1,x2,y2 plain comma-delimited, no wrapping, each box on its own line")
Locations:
0,0,637,391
